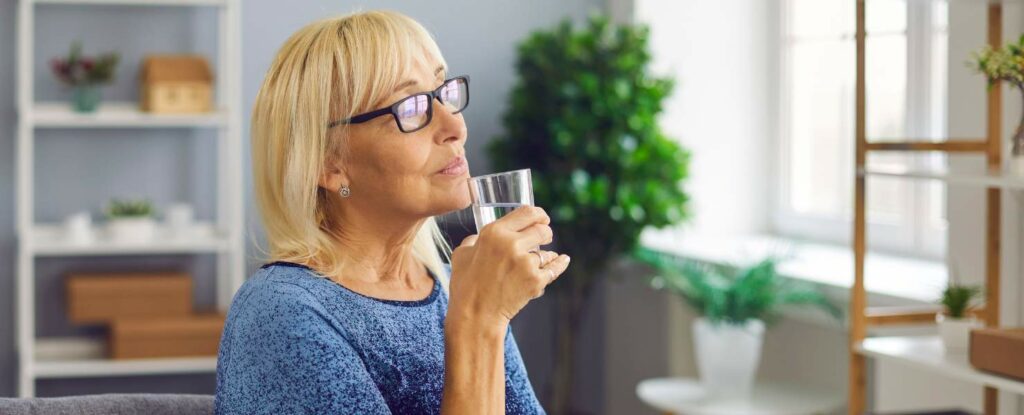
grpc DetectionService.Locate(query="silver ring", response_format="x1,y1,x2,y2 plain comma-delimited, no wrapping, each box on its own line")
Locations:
531,250,545,266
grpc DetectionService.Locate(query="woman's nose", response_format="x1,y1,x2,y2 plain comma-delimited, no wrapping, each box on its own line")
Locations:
431,98,466,144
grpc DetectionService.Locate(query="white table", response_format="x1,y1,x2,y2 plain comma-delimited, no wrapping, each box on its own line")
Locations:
636,377,843,415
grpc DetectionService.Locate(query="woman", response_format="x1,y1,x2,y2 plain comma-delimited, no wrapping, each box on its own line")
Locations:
214,10,570,415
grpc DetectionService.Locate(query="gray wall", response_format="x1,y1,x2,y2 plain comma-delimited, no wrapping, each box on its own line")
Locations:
0,0,606,407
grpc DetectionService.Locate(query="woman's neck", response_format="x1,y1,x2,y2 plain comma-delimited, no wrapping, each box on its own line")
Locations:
332,206,425,288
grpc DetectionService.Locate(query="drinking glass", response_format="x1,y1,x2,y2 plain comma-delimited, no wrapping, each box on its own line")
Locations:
468,169,533,232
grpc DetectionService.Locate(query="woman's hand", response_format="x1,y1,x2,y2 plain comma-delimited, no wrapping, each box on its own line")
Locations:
447,206,571,332
442,206,568,414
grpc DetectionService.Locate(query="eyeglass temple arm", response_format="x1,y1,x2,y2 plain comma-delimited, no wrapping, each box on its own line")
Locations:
327,107,393,129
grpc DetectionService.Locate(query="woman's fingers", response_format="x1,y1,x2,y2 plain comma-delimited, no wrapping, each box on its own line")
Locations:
530,254,571,299
493,206,549,231
540,254,571,284
529,250,559,267
515,223,553,251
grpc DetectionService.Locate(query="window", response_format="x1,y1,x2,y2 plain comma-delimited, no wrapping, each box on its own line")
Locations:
776,0,948,259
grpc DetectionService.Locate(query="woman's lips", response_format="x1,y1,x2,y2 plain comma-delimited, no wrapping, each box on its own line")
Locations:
439,156,467,176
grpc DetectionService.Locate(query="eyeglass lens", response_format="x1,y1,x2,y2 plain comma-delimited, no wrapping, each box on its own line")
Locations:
395,78,468,132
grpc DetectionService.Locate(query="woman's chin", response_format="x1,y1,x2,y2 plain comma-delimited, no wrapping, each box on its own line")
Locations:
423,186,471,216
447,188,473,211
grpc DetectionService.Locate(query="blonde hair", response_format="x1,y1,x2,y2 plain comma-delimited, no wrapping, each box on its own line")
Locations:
251,10,451,291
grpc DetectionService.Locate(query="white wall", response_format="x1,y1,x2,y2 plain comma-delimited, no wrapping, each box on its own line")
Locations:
635,0,774,236
604,1,776,413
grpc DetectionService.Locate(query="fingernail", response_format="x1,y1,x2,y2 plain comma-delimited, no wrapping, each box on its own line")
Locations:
563,255,571,263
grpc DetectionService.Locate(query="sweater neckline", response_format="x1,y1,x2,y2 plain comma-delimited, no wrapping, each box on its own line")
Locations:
260,261,441,307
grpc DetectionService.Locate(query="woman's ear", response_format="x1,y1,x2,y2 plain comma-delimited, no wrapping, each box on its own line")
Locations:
318,156,349,193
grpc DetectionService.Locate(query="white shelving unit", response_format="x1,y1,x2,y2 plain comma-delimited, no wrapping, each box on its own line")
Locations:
31,223,231,256
855,164,1024,410
857,336,1024,397
14,0,244,397
32,101,229,128
33,337,216,379
852,161,1024,411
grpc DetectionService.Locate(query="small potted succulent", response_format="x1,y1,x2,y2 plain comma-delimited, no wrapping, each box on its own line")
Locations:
635,248,841,400
50,41,119,113
936,281,983,352
105,198,156,243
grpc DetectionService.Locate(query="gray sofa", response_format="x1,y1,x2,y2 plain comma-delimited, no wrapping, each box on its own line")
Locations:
0,394,213,415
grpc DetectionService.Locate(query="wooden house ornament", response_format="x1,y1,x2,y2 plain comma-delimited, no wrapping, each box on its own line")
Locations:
140,55,213,113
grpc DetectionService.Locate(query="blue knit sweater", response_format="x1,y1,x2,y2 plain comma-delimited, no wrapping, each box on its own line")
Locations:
214,261,545,414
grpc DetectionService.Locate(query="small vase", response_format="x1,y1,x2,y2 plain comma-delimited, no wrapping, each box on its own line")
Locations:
71,85,101,113
62,211,95,245
693,317,765,400
1011,87,1024,177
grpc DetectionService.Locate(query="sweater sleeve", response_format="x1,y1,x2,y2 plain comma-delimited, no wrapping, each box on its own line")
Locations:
215,279,391,415
504,326,547,414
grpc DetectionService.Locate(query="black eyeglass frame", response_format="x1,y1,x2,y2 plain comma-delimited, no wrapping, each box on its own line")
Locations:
326,75,470,133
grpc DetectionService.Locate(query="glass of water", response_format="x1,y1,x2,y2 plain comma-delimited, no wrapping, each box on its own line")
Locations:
468,168,533,232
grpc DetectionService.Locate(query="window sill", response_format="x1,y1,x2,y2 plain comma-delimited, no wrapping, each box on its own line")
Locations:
639,228,946,307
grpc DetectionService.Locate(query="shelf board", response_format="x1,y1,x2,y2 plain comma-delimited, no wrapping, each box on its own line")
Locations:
32,0,228,7
30,102,228,128
33,337,216,379
856,336,1024,396
858,166,1024,189
30,222,231,256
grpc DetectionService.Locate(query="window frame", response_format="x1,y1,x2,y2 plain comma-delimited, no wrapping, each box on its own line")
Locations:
773,0,948,260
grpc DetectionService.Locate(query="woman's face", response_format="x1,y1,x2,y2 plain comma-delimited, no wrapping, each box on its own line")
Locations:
323,55,472,220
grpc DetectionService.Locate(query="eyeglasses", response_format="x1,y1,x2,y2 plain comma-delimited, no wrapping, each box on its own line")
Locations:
327,75,470,133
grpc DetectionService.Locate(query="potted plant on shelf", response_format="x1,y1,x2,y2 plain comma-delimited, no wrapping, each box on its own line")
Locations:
50,41,119,113
635,248,842,400
105,198,156,243
973,34,1024,176
936,281,983,352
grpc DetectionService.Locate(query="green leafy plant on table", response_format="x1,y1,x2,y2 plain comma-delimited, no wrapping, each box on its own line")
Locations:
633,247,841,398
634,248,842,325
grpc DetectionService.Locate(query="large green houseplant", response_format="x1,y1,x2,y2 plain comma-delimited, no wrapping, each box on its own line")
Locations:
488,16,690,414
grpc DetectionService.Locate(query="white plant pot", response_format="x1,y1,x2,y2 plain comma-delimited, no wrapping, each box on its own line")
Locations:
936,313,982,352
106,217,156,243
693,317,765,400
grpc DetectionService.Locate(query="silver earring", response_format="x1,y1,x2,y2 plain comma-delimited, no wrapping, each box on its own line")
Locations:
339,186,351,198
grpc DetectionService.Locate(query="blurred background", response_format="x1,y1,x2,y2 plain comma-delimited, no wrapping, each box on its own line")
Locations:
2,0,1024,414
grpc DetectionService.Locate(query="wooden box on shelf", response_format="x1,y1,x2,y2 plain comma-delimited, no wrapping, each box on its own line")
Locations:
970,328,1024,381
110,312,225,359
139,54,213,113
66,272,192,324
